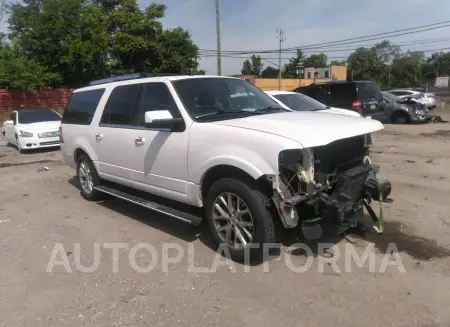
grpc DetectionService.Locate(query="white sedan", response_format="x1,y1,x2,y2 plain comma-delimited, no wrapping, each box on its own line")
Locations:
1,108,62,153
265,90,364,117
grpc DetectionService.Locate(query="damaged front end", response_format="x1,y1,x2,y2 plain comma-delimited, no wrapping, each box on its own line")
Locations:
270,134,392,233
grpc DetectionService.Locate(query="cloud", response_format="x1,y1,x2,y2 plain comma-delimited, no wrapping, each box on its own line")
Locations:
158,0,450,75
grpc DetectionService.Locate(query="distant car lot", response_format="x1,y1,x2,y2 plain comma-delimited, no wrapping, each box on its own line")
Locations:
1,116,450,326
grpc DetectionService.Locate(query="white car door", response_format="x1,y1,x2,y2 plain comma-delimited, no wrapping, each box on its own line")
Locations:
127,82,190,203
94,84,142,182
6,112,17,142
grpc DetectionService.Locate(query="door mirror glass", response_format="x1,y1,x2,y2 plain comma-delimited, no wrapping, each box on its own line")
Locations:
144,110,183,131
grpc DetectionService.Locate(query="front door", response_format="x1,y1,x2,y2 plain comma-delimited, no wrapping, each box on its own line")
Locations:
127,82,189,203
6,112,17,141
94,83,142,181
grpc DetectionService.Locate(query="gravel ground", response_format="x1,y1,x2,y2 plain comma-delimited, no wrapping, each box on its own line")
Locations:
1,116,450,327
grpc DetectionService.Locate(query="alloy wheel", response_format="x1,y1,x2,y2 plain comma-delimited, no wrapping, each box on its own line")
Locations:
212,192,255,249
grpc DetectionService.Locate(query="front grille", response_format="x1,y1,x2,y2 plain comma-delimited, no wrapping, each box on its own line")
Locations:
39,141,60,146
314,135,368,174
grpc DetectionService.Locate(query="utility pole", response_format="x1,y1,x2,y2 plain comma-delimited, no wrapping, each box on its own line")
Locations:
276,28,285,90
215,0,222,75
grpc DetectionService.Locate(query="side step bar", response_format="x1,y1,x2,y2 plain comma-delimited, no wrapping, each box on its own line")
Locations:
94,185,203,226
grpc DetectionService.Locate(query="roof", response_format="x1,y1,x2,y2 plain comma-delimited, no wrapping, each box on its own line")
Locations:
74,75,240,93
264,90,297,95
309,80,375,86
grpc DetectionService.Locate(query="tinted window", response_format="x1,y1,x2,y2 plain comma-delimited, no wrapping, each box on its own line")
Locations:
136,83,180,126
382,92,400,102
18,109,61,124
62,89,105,125
357,82,382,101
329,83,356,101
100,84,142,125
314,85,330,103
274,94,326,111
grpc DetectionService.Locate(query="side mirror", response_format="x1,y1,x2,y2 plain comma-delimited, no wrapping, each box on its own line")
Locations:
144,110,184,131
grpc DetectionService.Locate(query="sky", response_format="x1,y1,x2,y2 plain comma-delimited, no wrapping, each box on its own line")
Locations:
156,0,450,75
1,0,450,75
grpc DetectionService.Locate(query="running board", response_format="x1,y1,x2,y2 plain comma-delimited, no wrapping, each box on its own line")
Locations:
94,185,203,226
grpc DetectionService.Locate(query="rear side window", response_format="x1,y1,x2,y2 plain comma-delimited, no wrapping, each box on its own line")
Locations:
357,82,382,101
100,84,142,126
329,83,356,101
62,88,105,125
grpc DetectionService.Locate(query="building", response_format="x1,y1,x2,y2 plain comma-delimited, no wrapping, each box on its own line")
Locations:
303,65,347,81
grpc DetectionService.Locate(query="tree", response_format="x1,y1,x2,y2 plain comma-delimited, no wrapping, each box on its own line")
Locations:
261,66,279,78
241,59,252,75
240,55,263,76
347,47,386,83
303,53,327,68
372,40,401,64
7,0,200,87
390,52,425,87
282,49,304,78
330,60,346,66
0,45,60,90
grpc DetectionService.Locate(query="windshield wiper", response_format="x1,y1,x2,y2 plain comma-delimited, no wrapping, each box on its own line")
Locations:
253,106,287,113
195,109,257,119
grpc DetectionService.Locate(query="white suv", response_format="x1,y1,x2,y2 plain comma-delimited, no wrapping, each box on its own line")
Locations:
60,73,392,261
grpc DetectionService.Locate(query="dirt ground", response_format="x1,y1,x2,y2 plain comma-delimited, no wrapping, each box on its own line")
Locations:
1,115,450,327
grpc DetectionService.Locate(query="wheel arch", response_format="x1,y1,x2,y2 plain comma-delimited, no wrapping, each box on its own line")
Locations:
390,110,410,124
200,164,273,203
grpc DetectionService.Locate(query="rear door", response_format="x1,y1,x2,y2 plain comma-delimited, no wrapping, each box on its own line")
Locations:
357,82,384,119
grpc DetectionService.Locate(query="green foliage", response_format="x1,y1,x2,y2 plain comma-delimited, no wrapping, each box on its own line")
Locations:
0,45,60,90
6,0,200,88
303,53,327,68
241,55,263,76
261,66,279,78
282,49,304,78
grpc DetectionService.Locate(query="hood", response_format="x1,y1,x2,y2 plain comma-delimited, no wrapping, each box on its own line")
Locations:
322,107,362,117
212,111,383,148
18,121,61,131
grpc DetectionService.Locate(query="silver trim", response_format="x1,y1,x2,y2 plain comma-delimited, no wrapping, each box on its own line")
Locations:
93,186,193,224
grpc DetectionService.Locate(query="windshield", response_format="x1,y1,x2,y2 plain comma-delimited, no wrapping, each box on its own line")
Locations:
273,93,327,111
18,109,61,124
171,77,286,121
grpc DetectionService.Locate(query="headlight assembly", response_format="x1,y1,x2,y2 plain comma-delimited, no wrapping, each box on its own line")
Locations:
19,130,33,137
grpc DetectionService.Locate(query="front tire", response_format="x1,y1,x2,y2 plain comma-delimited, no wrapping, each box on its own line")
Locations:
76,154,101,201
205,178,276,262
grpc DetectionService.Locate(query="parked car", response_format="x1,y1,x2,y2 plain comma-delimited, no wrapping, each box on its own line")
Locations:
386,89,436,109
60,73,392,262
1,108,62,153
293,80,385,120
264,90,363,117
381,92,430,124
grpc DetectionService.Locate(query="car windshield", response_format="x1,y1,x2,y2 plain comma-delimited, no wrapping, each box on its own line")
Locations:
273,93,327,111
171,77,287,121
18,109,61,124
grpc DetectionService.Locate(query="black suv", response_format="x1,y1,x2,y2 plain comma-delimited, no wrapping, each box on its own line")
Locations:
293,81,384,120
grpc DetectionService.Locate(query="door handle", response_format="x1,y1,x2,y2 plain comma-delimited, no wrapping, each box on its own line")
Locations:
135,136,145,145
95,132,103,140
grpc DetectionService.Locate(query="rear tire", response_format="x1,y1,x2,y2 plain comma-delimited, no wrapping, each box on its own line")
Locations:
76,154,102,201
391,112,409,124
204,178,277,263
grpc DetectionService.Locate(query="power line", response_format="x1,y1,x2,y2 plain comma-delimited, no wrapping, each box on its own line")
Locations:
198,20,450,55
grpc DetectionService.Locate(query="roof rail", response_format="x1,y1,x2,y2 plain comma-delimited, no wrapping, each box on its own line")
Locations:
88,72,180,86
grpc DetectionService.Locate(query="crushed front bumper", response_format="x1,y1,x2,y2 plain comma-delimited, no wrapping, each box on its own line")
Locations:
275,162,392,233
